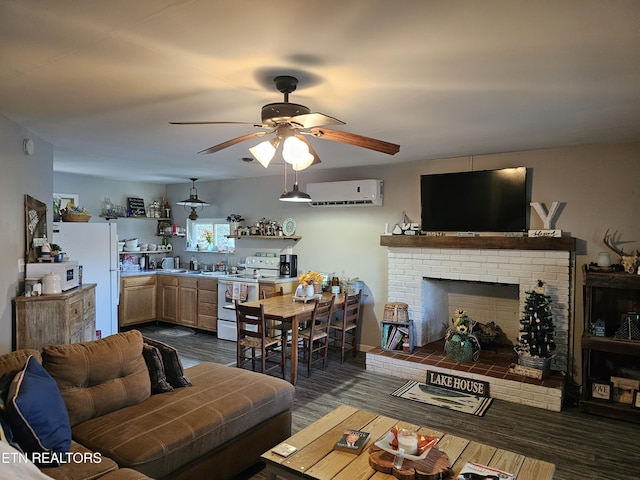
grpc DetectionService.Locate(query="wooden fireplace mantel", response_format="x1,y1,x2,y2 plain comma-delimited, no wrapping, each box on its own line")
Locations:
380,235,576,251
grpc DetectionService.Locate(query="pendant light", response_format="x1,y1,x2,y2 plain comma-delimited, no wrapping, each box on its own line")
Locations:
279,164,312,203
176,178,210,220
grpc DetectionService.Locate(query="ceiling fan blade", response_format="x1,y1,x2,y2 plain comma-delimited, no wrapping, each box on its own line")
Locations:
198,132,267,155
309,128,400,155
170,121,259,126
289,112,345,129
295,135,321,166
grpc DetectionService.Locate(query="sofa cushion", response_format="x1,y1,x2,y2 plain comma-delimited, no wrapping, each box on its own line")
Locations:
42,330,150,427
70,362,295,479
142,337,191,388
0,349,41,377
5,355,71,462
142,343,173,394
40,440,119,480
0,439,54,479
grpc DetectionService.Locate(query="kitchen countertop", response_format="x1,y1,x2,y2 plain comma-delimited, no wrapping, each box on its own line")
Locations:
120,269,297,284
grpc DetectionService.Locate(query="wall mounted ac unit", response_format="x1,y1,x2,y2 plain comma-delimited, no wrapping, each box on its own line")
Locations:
306,179,383,207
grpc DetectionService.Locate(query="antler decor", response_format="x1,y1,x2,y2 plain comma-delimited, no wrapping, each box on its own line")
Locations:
603,229,639,274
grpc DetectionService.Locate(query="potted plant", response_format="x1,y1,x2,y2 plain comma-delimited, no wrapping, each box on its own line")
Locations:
49,244,65,262
298,271,324,296
226,214,244,236
444,309,480,362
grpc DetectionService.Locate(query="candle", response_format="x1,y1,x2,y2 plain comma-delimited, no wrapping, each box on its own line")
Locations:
397,429,418,455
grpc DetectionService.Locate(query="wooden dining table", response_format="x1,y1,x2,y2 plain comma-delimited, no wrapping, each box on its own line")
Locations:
240,292,347,385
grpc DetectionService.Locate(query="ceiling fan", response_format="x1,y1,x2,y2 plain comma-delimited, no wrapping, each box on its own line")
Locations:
170,75,400,170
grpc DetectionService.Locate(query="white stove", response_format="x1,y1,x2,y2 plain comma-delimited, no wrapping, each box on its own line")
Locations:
216,256,281,341
217,255,280,283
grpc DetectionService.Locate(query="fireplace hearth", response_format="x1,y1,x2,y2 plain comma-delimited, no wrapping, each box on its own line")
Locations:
371,235,575,411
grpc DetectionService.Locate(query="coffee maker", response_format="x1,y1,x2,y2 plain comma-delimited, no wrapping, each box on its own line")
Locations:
279,254,298,277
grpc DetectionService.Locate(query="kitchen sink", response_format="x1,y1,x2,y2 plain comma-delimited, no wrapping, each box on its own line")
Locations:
199,271,228,277
160,269,188,273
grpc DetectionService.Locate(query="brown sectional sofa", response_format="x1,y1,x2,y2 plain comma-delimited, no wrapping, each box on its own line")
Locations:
0,330,295,480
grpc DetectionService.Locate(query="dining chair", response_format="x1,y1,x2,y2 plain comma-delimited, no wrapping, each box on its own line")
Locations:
330,291,362,363
261,286,284,299
235,300,286,378
261,286,286,339
298,296,336,377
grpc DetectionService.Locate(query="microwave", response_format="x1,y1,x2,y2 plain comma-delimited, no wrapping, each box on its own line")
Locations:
26,261,80,291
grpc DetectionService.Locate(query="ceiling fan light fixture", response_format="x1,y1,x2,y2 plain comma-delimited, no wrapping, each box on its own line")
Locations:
249,139,279,168
282,136,313,169
292,155,314,171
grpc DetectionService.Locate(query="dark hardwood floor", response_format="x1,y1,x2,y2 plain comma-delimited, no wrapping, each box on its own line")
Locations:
137,325,640,480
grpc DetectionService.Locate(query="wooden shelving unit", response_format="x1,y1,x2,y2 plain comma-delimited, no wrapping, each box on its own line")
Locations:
580,267,640,423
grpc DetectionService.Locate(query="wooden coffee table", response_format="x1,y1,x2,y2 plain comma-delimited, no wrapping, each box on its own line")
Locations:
261,405,554,480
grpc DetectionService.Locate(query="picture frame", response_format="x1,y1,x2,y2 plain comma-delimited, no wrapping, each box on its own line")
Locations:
591,380,613,401
633,390,640,410
54,193,79,209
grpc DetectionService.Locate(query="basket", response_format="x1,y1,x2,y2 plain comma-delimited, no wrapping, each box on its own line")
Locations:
518,355,552,378
383,302,409,322
62,213,91,222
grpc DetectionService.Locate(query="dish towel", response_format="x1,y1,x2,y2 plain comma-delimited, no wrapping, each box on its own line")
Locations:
232,282,248,302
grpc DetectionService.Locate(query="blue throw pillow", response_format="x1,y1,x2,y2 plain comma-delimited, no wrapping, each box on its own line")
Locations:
6,355,71,460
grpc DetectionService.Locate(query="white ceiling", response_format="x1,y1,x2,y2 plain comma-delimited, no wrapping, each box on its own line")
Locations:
1,1,639,184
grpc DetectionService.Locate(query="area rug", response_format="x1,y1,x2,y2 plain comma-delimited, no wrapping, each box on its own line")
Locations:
157,326,196,337
390,380,493,416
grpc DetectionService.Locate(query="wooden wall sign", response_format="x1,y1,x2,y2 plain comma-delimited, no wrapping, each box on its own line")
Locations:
25,194,47,263
425,370,490,397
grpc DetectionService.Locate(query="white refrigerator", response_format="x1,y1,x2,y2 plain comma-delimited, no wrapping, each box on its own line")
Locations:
52,222,120,338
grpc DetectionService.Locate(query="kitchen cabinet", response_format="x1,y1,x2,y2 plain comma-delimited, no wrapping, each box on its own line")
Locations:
580,266,640,423
157,275,198,327
158,275,178,323
197,278,218,332
120,276,157,327
177,277,198,326
14,284,96,350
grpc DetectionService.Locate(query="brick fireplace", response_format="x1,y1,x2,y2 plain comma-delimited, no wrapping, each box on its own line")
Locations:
368,235,576,411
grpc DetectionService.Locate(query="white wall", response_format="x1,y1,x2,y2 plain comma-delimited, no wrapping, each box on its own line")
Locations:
0,115,53,353
54,173,167,245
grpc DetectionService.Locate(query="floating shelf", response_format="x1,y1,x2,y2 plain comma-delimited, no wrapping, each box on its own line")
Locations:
380,235,576,251
100,215,172,221
226,235,301,241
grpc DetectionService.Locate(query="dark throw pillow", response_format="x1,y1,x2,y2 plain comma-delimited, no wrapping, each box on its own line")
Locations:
142,343,174,394
142,337,192,388
5,355,71,463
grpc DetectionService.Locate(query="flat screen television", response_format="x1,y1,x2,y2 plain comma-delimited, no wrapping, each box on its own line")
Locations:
420,167,528,233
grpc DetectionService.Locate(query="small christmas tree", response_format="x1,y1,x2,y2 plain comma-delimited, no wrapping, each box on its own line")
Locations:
516,280,556,358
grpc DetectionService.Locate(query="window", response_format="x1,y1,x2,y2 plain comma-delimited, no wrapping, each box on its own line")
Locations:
186,218,235,252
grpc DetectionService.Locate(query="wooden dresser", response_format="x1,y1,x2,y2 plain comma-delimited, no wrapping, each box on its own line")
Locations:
13,284,97,350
